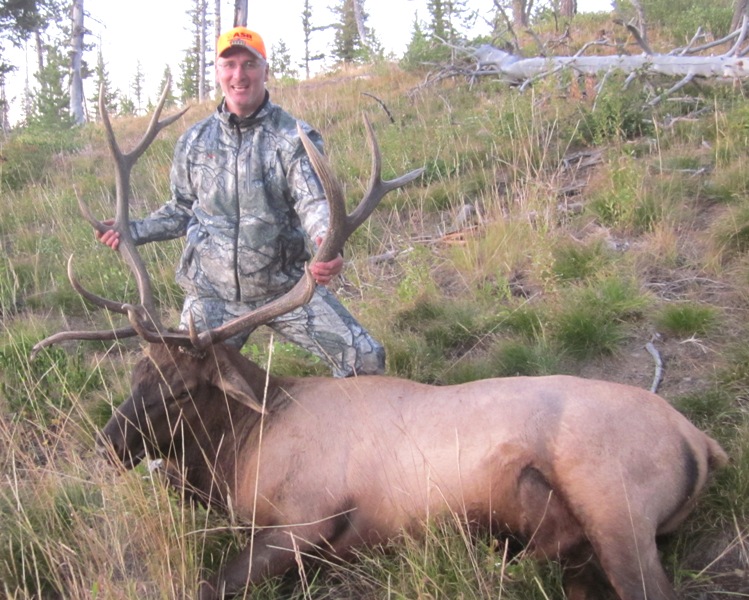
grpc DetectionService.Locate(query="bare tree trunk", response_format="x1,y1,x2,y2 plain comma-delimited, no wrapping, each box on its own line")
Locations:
472,39,749,106
560,0,577,17
352,0,371,52
214,0,221,99
69,0,85,125
198,0,207,102
629,0,648,47
512,0,529,28
732,0,748,31
34,29,43,73
0,76,9,134
234,0,247,27
214,0,221,45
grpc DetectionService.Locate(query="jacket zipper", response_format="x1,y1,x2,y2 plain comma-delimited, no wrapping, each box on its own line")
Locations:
232,121,242,302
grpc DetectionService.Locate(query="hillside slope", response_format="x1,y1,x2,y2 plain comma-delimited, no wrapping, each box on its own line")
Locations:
1,58,748,598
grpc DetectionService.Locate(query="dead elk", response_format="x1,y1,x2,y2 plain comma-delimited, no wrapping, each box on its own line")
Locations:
34,85,727,600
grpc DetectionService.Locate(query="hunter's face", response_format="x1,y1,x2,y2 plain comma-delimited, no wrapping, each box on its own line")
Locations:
216,47,268,118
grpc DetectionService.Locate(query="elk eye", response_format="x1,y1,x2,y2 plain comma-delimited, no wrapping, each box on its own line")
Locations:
174,391,193,404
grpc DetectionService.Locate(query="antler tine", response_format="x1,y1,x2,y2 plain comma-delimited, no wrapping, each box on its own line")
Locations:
355,115,425,226
65,254,128,314
188,266,318,350
178,114,423,349
97,78,188,331
33,84,188,358
300,115,424,266
128,80,190,163
32,256,141,356
30,326,138,359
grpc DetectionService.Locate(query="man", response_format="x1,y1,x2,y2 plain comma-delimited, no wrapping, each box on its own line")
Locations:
98,26,385,378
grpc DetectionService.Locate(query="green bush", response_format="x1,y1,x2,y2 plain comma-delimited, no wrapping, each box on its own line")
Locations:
0,128,84,191
0,336,104,422
655,303,718,337
551,239,610,282
552,277,647,359
579,81,653,144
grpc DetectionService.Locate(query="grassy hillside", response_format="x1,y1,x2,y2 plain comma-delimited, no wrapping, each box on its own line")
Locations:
2,40,749,598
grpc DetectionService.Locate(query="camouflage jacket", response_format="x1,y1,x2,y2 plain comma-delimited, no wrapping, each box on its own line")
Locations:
131,95,329,303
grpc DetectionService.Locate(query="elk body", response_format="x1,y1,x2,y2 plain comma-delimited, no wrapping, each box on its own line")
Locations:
101,342,727,600
35,85,727,600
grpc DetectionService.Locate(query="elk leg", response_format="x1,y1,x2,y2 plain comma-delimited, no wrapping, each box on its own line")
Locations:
197,529,304,599
199,514,354,600
561,550,616,600
591,532,678,600
515,467,616,598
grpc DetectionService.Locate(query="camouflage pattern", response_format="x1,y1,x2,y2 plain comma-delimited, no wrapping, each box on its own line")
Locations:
180,286,386,378
131,96,329,302
130,96,385,376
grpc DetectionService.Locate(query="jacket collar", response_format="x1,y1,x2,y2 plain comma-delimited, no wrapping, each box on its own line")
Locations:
217,90,271,129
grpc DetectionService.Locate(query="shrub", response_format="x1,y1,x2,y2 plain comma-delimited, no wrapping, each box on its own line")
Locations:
655,303,718,337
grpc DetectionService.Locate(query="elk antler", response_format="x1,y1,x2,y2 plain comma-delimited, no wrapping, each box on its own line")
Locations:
33,110,423,355
180,115,424,349
31,81,189,357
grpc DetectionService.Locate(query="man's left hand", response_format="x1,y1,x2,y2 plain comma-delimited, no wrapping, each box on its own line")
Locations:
310,236,344,285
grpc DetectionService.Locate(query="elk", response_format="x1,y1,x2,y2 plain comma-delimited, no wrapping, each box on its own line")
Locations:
34,85,728,600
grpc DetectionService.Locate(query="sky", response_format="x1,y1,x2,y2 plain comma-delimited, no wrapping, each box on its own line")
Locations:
4,0,612,123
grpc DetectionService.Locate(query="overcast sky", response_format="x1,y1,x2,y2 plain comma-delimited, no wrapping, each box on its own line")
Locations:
4,0,611,123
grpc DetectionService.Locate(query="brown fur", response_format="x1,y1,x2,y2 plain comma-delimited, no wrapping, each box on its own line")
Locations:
99,343,728,600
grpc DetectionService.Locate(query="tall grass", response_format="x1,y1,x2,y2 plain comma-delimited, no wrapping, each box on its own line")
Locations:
2,31,749,598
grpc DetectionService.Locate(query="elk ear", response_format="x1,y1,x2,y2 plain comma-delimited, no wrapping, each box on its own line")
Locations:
212,369,267,414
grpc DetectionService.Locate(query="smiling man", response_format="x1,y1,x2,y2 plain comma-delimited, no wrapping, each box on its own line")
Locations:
96,26,386,378
215,27,269,117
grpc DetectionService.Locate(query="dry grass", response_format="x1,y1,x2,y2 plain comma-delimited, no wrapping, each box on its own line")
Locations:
2,26,749,598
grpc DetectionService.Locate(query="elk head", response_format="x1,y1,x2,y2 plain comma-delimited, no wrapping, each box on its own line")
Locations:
33,83,424,470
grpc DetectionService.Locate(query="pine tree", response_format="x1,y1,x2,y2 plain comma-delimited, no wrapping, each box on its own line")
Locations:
69,0,85,125
118,95,136,116
270,40,297,81
156,65,177,108
428,0,451,41
0,0,46,77
28,41,71,129
331,0,372,64
89,46,117,120
402,0,469,68
0,74,10,133
178,52,199,103
402,15,439,69
301,0,329,78
183,0,212,103
131,60,144,114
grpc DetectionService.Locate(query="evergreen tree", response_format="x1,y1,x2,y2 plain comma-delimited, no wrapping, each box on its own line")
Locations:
69,0,85,125
118,94,136,116
401,15,439,69
27,40,71,129
131,60,144,114
182,0,212,103
0,74,9,133
178,51,199,103
427,0,469,45
0,0,46,77
270,40,297,81
156,65,177,108
402,0,470,69
301,0,329,78
331,0,373,64
89,46,117,120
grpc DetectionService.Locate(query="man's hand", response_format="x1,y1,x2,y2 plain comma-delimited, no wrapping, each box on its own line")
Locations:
96,219,121,250
310,236,343,285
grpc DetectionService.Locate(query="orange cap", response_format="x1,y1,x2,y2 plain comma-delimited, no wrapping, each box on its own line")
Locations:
216,27,266,60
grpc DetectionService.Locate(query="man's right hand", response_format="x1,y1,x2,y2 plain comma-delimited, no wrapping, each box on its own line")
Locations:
96,219,121,250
